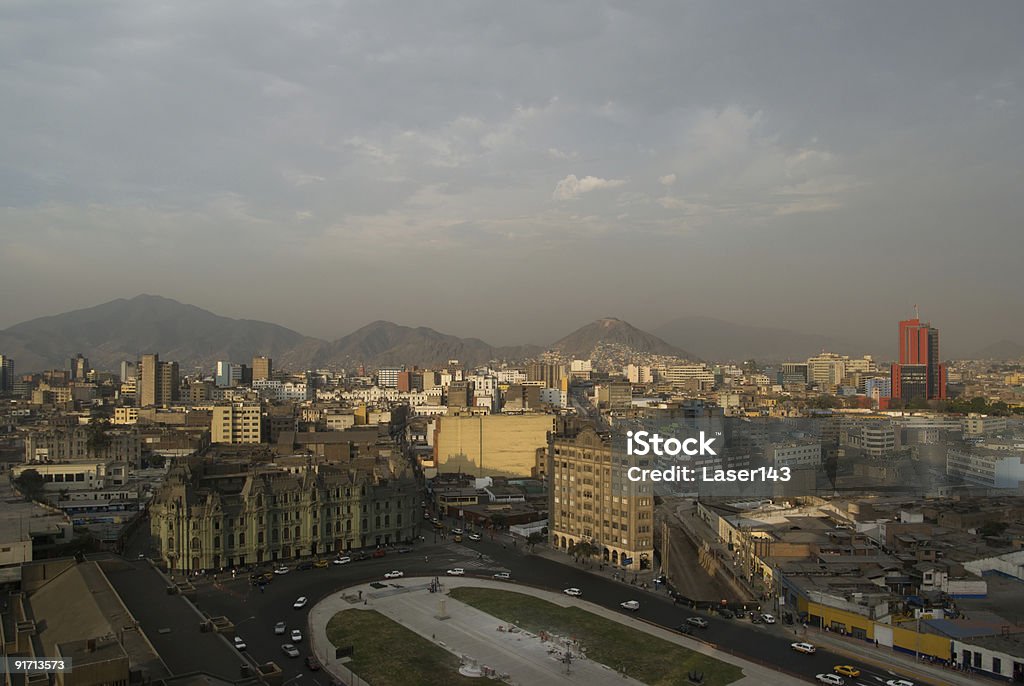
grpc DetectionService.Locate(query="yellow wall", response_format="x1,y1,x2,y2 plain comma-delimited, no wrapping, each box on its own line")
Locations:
434,414,554,476
807,602,876,638
892,625,950,660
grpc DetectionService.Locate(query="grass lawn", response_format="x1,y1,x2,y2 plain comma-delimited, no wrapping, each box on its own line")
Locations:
325,609,482,686
449,587,744,686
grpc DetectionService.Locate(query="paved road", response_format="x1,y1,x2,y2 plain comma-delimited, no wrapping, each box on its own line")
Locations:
173,532,944,686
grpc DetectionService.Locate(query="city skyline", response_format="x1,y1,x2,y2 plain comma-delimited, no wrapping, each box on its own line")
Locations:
2,2,1023,346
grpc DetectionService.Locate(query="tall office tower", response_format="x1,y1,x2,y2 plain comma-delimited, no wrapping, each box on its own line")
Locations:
0,355,13,393
806,352,848,389
120,360,137,383
215,360,233,387
69,353,90,380
891,312,946,402
252,355,273,381
139,353,180,406
377,367,401,388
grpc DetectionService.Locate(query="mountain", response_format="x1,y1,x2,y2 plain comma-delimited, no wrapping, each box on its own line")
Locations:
653,315,862,362
0,295,321,372
551,317,692,359
971,339,1024,361
319,321,541,368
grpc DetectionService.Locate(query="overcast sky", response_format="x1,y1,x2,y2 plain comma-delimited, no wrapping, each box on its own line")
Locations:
2,1,1022,351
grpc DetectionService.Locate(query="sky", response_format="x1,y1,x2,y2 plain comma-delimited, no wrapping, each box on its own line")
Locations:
2,1,1023,352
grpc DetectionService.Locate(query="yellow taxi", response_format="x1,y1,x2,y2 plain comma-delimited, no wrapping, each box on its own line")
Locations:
313,559,328,568
834,666,860,678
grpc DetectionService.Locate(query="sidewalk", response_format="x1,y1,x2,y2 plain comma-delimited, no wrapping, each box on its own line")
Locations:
307,576,809,686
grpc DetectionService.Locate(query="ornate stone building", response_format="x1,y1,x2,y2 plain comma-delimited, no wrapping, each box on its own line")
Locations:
149,458,418,573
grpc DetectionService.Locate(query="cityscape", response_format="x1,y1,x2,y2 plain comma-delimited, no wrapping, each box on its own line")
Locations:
3,2,1023,686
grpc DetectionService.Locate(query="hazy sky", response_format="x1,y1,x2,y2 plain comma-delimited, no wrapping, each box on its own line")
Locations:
2,1,1022,351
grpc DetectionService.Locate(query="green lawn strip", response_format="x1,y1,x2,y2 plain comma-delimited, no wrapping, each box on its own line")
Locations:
448,587,744,686
325,609,481,686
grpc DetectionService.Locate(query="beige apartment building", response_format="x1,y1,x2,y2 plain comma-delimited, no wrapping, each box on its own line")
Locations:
149,461,418,571
547,420,654,571
211,402,263,444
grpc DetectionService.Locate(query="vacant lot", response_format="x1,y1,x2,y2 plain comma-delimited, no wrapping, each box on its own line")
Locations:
449,587,744,686
325,609,481,686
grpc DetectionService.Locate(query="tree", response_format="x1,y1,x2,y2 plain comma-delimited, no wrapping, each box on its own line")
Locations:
490,513,507,530
568,539,600,563
527,531,544,551
86,418,113,459
15,468,45,502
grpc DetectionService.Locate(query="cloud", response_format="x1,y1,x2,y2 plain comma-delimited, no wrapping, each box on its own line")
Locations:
659,173,677,186
547,147,577,160
553,174,626,200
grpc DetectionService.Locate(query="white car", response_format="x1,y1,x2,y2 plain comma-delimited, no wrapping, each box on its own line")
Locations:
233,636,247,651
792,642,817,654
620,600,640,611
274,621,286,635
281,643,300,658
332,556,351,565
885,681,914,686
291,629,303,642
446,568,465,576
384,570,404,579
815,675,844,686
293,596,308,609
563,588,582,597
685,617,709,629
493,572,510,580
760,613,776,624
273,566,289,575
451,528,464,536
468,533,482,541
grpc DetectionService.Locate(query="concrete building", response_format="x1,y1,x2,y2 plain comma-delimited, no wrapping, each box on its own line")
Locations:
68,353,90,380
947,447,1024,489
149,460,418,571
769,442,823,469
963,413,1008,437
23,426,143,467
252,355,273,381
138,353,178,407
0,354,14,393
659,364,715,389
377,367,401,389
211,402,263,444
547,420,654,571
807,353,847,389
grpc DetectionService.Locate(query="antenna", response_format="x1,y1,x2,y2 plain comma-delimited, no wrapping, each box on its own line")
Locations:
913,304,919,320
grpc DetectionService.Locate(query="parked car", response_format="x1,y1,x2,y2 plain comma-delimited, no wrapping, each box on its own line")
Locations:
451,528,464,536
815,675,844,686
397,547,412,554
791,642,817,654
293,596,308,609
296,561,313,571
674,624,693,635
291,629,303,642
884,681,914,686
719,608,734,619
233,636,247,651
372,549,386,558
685,617,709,629
563,588,582,597
305,656,321,671
281,644,300,658
453,535,463,543
332,556,351,565
446,568,465,576
468,533,482,541
384,570,404,579
493,572,511,580
274,621,286,635
274,566,290,575
760,613,776,624
313,559,328,568
620,600,640,611
834,666,860,678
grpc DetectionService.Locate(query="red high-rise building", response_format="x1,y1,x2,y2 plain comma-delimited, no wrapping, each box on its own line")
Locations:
890,312,946,402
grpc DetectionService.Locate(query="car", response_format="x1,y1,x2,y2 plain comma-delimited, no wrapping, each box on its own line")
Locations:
446,568,465,576
296,561,313,571
281,644,300,658
291,629,303,642
791,642,817,654
674,624,693,635
451,528,464,536
233,636,247,651
493,572,511,580
313,559,328,568
137,553,146,560
453,535,463,542
885,681,915,686
305,656,321,671
372,549,386,558
332,556,351,565
620,600,640,611
563,588,582,597
274,621,286,635
274,566,289,575
397,547,412,554
760,613,776,624
423,512,432,519
719,608,734,619
834,666,860,678
815,675,844,686
468,533,482,541
685,617,709,629
293,596,308,609
384,570,404,579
